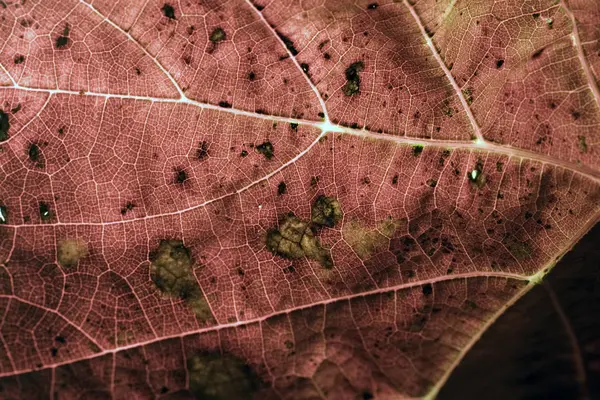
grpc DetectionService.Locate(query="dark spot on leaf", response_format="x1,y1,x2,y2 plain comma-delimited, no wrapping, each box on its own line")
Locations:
300,63,309,74
248,71,256,80
531,47,545,59
161,3,176,19
13,54,25,64
412,145,423,156
120,201,135,215
290,123,298,131
196,141,209,160
323,52,331,60
577,136,587,153
571,110,581,120
28,143,40,163
422,283,433,296
363,391,374,400
367,3,378,9
468,161,486,188
51,347,58,357
256,141,274,159
39,202,52,221
392,175,398,185
55,336,66,344
275,31,298,56
318,112,325,119
209,27,226,43
532,13,540,18
160,387,169,394
310,176,320,186
266,213,333,268
187,352,263,400
0,109,10,141
311,195,343,228
495,59,504,68
150,240,214,322
342,61,364,96
218,101,232,108
0,204,7,224
426,179,437,188
496,161,504,172
175,168,187,184
240,150,248,157
277,181,287,195
55,24,70,49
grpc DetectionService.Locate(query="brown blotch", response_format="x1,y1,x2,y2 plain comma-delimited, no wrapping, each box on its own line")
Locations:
58,239,88,268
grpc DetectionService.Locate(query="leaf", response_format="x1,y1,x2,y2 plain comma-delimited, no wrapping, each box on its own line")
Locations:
0,0,598,399
439,224,600,399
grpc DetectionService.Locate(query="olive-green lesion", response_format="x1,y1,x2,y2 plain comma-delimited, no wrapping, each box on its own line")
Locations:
342,61,364,96
57,239,88,267
150,240,215,322
577,135,587,153
311,195,343,228
343,217,398,260
209,27,226,43
188,352,263,400
266,213,333,268
266,196,344,269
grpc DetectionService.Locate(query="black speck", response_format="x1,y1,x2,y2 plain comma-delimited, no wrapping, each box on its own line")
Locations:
412,145,423,156
342,61,365,96
290,123,298,131
571,110,581,120
392,175,398,185
55,336,66,344
277,181,287,195
240,150,248,157
14,54,25,64
218,101,232,108
362,391,374,400
51,347,58,357
39,202,52,221
276,31,298,56
175,168,187,184
496,59,504,68
300,63,309,74
160,387,169,394
531,47,545,59
120,201,135,215
532,13,540,18
318,112,325,119
196,141,209,160
422,284,433,296
0,110,10,142
256,141,274,159
28,143,40,162
161,4,176,19
367,3,378,9
323,53,331,60
248,71,256,80
55,24,70,49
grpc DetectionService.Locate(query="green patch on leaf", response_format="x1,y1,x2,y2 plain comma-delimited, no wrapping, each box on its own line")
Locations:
311,195,343,228
209,27,226,43
342,61,364,96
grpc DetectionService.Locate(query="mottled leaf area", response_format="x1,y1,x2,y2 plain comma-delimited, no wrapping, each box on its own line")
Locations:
0,0,599,399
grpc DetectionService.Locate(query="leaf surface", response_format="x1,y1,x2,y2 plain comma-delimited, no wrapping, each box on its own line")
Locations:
0,0,599,399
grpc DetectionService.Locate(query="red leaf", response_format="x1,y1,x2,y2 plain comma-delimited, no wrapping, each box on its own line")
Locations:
0,0,598,398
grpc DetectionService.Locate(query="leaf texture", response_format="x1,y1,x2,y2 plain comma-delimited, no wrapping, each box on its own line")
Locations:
0,0,598,399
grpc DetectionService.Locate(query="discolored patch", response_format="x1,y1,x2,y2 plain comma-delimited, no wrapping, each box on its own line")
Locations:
468,160,486,188
196,141,209,160
255,141,274,160
150,240,215,322
55,24,70,49
342,61,364,96
311,195,343,228
275,31,298,56
57,239,88,268
577,136,587,153
209,27,226,43
277,181,287,195
412,145,423,156
28,143,42,165
343,218,398,260
14,54,25,64
187,352,263,400
266,213,333,268
39,202,52,221
0,109,9,141
174,168,188,184
0,204,7,224
161,3,176,19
